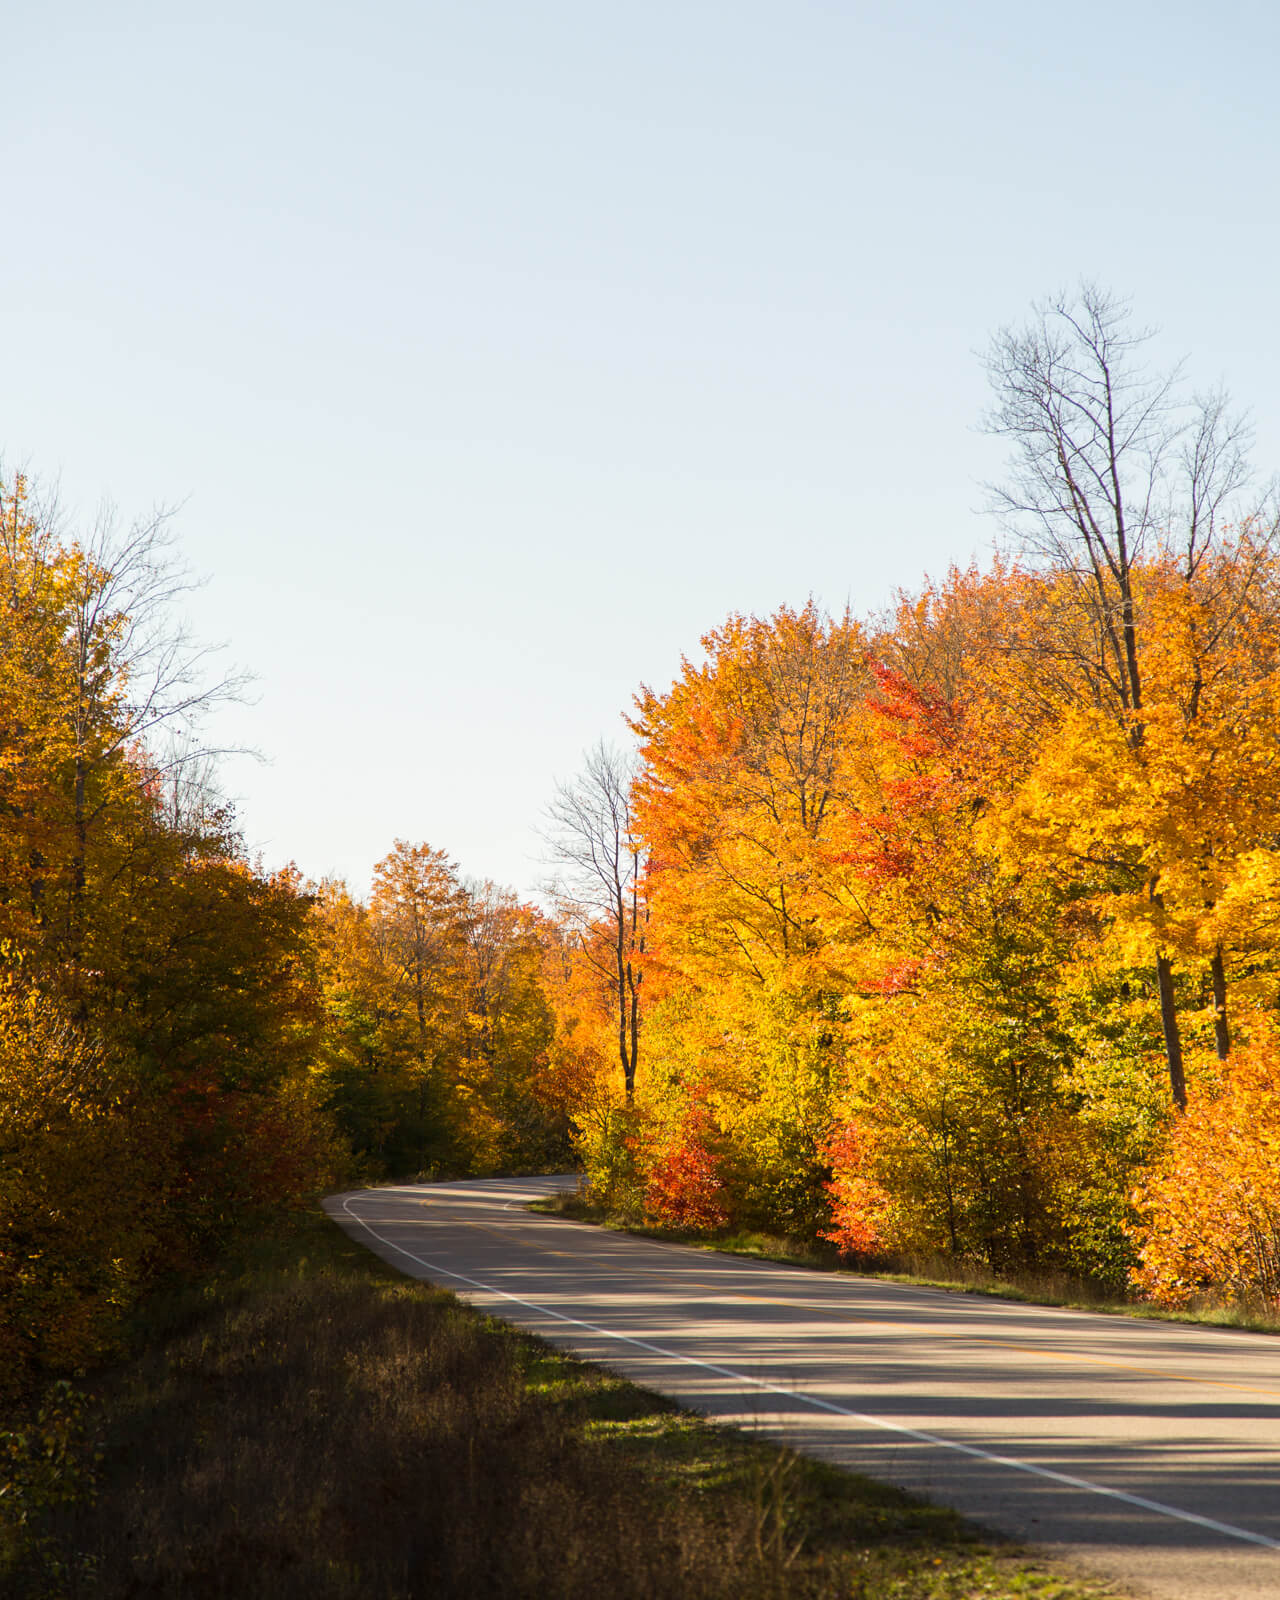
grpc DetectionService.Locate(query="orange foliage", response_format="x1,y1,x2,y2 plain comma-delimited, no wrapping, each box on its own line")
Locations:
643,1100,729,1233
1131,1027,1280,1310
820,1121,892,1258
630,601,868,988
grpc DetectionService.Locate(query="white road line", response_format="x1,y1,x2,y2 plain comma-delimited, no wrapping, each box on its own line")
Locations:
339,1193,1280,1554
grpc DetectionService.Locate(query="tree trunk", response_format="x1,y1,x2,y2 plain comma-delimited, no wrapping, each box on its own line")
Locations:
28,847,46,927
626,961,640,1103
1210,944,1230,1061
1156,952,1187,1109
615,900,632,1104
414,973,427,1052
71,753,87,955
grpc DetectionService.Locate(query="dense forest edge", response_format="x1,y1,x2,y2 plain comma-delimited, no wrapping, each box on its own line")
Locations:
5,284,1280,1583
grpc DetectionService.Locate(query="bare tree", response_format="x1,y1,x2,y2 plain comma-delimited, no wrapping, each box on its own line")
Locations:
151,734,228,840
983,282,1255,737
65,503,251,948
544,742,645,1104
982,284,1272,1105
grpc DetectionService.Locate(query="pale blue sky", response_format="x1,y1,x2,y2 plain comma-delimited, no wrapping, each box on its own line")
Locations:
6,2,1279,898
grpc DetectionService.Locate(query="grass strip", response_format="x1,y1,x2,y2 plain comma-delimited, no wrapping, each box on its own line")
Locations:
6,1205,1124,1600
532,1191,1280,1336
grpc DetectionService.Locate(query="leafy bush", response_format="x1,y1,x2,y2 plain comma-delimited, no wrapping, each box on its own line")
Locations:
1132,1027,1280,1310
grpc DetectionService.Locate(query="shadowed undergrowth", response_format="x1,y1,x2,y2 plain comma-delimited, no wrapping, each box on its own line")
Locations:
6,1209,1119,1599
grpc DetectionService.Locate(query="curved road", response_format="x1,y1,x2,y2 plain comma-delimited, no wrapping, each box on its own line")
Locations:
324,1176,1280,1600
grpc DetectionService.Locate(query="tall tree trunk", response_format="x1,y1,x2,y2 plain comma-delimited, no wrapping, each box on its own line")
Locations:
941,1140,960,1256
71,753,87,956
615,893,632,1104
626,961,640,1103
1156,952,1187,1109
28,847,46,927
414,973,427,1053
1210,944,1230,1061
624,864,644,1105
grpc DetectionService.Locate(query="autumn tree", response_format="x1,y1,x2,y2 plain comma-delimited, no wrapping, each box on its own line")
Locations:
371,841,467,1058
0,975,151,1389
625,605,871,1234
455,883,564,1170
983,285,1276,1103
545,743,646,1104
621,585,1177,1264
813,658,1142,1275
0,475,245,983
0,471,339,1393
314,850,567,1178
331,840,469,1173
632,603,868,988
312,881,407,1167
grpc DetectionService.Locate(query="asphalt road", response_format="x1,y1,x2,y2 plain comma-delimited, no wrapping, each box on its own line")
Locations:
324,1176,1280,1600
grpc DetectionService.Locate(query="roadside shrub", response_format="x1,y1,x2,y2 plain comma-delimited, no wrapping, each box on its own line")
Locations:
819,1121,891,1259
1131,1030,1280,1310
644,1101,729,1232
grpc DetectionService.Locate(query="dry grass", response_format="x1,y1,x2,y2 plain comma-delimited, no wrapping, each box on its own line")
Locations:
5,1210,1122,1600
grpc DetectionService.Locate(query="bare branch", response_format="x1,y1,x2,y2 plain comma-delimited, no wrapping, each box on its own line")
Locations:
981,281,1266,729
542,740,646,1102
